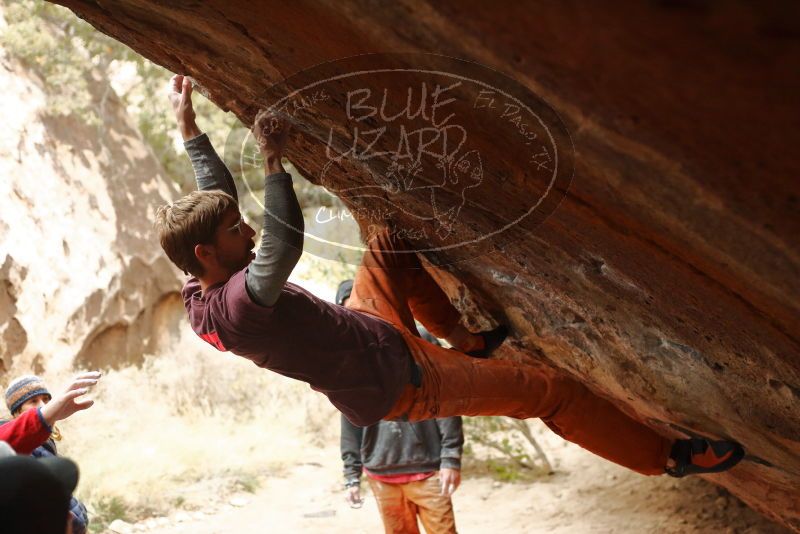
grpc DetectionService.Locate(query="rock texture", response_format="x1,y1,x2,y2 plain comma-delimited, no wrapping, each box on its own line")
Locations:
0,48,183,374
49,0,800,529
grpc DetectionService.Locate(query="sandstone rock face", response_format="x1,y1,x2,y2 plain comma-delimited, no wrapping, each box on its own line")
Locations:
50,1,800,529
0,53,183,374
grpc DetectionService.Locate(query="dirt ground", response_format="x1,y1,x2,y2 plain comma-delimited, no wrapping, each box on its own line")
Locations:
117,433,787,534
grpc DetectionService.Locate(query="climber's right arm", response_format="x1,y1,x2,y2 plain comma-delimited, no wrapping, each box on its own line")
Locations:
169,74,238,199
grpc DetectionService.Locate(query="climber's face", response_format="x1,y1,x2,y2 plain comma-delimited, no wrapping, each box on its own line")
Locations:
195,208,257,278
14,394,49,418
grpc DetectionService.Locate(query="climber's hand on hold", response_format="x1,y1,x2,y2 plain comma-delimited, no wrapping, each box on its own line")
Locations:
169,74,201,141
253,110,290,175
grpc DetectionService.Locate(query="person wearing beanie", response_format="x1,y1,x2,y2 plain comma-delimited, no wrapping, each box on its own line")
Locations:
1,372,100,534
5,375,52,416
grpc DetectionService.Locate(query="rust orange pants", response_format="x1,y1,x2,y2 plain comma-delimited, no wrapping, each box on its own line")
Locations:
347,230,672,476
368,475,456,534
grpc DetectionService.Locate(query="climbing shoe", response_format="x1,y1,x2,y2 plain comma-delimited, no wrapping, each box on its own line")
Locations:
465,325,509,358
665,437,744,477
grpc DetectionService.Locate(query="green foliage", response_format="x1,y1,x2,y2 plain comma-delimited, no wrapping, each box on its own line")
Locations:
301,250,359,282
3,0,352,205
0,0,238,188
128,60,239,189
234,473,261,494
1,0,95,120
485,459,526,482
463,416,554,482
88,495,130,532
465,417,532,467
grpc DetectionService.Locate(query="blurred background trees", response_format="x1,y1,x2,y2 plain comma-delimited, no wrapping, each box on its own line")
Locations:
1,0,234,190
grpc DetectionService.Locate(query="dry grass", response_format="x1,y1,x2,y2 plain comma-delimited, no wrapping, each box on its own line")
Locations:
38,252,358,529
52,333,339,525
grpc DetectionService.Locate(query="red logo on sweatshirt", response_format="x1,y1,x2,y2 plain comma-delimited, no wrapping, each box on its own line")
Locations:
198,331,227,352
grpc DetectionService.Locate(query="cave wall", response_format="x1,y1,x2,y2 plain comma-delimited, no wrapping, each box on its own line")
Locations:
48,0,800,529
0,37,184,375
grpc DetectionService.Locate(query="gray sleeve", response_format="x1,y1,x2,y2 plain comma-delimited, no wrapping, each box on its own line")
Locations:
340,414,364,483
184,133,238,200
245,172,304,307
436,416,464,470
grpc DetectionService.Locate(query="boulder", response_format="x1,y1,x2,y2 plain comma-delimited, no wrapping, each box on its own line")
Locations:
0,50,183,374
47,1,800,529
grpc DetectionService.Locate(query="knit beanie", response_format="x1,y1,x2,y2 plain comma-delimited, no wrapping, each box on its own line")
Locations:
5,375,52,415
336,279,354,306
